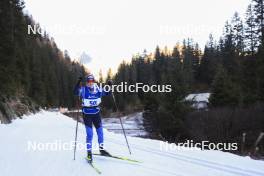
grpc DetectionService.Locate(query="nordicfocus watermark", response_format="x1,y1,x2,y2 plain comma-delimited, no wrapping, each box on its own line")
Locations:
159,24,218,36
160,140,238,151
27,24,106,36
98,82,172,93
27,140,102,151
27,140,238,152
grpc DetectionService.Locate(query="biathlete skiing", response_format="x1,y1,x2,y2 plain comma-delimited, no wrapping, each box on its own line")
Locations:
74,74,112,162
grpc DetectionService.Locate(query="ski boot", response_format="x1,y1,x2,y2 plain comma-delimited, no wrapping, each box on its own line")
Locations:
86,151,93,163
99,146,111,156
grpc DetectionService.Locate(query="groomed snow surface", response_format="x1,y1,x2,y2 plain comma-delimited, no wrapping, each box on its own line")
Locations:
0,111,263,176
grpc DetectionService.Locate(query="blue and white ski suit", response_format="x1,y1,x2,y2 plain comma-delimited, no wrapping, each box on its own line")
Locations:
74,84,111,152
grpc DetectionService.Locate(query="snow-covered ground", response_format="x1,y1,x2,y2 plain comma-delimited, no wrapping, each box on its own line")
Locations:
0,111,264,176
102,112,148,137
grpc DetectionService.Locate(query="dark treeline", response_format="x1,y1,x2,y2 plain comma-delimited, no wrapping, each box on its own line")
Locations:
0,0,85,110
112,0,264,156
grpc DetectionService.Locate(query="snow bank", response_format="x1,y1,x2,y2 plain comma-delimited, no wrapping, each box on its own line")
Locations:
185,93,211,103
102,112,148,137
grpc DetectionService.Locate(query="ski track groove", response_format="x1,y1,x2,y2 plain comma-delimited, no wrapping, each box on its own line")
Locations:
138,165,184,176
107,136,263,176
94,152,181,176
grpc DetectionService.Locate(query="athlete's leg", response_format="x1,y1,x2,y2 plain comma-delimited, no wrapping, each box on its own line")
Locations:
83,114,93,152
92,113,104,148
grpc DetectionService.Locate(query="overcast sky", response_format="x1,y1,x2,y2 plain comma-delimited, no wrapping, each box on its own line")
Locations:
24,0,251,78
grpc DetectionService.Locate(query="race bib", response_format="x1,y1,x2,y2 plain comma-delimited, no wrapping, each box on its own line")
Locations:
83,98,101,107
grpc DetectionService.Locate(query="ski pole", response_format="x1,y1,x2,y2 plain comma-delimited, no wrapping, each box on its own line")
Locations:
111,92,132,155
73,97,80,160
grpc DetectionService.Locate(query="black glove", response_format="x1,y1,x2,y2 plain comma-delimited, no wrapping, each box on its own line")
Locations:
74,77,83,95
77,77,83,85
107,79,113,86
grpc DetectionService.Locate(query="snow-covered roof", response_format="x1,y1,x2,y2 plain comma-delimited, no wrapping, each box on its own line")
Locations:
185,93,210,103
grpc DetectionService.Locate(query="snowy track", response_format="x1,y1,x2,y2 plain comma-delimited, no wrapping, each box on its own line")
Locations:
0,111,263,176
107,138,264,176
